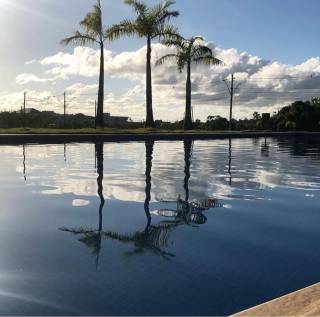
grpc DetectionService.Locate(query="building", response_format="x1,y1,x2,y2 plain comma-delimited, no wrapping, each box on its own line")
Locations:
103,113,129,126
262,113,271,130
23,108,40,114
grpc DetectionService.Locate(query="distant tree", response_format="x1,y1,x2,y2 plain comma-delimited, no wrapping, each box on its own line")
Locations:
157,35,222,130
61,0,106,128
253,112,261,121
272,100,320,131
206,115,228,130
285,121,297,131
107,0,179,128
312,98,320,104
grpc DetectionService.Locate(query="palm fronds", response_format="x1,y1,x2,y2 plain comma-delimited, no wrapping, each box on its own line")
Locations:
107,0,179,41
155,54,178,66
151,1,179,25
192,45,213,58
124,0,148,15
60,31,98,46
79,1,102,37
152,24,179,40
106,19,139,40
194,55,223,66
61,0,104,46
157,33,223,70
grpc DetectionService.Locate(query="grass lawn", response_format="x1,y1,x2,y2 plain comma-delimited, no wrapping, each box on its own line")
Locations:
0,128,226,135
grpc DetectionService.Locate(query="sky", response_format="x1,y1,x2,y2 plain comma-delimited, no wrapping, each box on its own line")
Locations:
1,0,320,121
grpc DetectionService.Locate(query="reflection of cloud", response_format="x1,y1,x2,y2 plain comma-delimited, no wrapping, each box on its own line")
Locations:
253,170,282,189
306,194,315,198
72,199,90,207
2,139,320,205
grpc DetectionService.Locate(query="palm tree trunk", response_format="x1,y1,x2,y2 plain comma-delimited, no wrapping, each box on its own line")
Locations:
184,139,192,202
145,36,155,128
184,61,193,130
144,140,154,226
96,42,105,128
96,142,105,233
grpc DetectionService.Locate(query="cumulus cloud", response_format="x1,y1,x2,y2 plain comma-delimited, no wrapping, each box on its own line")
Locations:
10,42,320,121
5,139,320,205
16,73,61,85
39,47,106,78
0,90,63,113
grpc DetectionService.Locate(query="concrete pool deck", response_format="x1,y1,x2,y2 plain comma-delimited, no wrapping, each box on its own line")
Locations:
0,131,319,144
232,283,320,316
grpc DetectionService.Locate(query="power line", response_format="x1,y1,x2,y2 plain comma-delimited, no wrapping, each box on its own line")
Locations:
245,75,320,80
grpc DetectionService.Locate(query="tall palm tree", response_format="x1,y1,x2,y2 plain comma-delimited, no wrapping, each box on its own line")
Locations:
156,36,223,130
107,0,179,128
61,0,106,128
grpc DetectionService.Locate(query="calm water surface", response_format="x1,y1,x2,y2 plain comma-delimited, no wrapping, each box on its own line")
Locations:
0,137,320,316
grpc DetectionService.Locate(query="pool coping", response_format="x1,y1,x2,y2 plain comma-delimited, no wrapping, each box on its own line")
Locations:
0,131,319,144
231,283,320,316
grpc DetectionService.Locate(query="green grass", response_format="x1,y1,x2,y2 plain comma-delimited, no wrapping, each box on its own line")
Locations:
0,127,221,135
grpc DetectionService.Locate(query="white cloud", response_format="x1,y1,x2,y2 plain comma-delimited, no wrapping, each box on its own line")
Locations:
40,47,110,78
9,42,320,121
66,82,98,95
0,90,65,113
16,73,61,85
5,140,320,205
25,59,37,65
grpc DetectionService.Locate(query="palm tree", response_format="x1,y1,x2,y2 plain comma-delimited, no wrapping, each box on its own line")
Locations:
61,0,106,128
156,36,223,130
107,0,179,128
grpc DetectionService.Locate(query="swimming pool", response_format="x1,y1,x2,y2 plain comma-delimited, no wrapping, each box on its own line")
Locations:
0,137,319,315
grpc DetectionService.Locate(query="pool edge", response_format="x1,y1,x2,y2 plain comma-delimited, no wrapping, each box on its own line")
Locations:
231,283,320,317
0,131,319,144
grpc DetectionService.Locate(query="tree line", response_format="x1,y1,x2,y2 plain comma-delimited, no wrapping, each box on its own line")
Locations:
1,99,320,131
61,0,222,130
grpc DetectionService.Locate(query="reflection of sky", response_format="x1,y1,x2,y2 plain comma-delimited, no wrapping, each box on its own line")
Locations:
1,138,320,205
0,138,320,316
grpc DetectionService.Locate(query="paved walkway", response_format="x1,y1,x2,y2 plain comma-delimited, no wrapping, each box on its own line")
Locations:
233,283,320,316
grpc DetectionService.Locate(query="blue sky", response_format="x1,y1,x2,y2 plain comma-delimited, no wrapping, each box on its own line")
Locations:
2,0,319,63
1,0,320,120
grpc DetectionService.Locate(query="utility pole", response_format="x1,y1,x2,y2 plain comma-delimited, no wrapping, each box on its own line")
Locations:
223,74,241,131
64,92,66,128
23,144,26,181
23,92,26,129
229,74,234,131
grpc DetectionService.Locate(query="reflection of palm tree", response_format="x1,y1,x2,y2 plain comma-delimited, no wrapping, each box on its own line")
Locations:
157,140,222,224
102,140,175,259
184,139,192,203
60,140,222,264
96,143,105,233
144,140,153,227
63,144,67,163
60,142,105,269
60,140,175,260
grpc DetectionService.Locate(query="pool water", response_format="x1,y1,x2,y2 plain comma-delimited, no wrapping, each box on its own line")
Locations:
0,137,319,316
